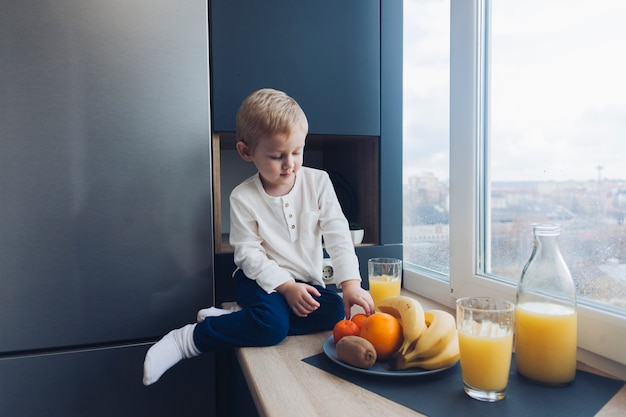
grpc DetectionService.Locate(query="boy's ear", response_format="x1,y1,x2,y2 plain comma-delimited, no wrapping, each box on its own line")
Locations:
236,141,253,161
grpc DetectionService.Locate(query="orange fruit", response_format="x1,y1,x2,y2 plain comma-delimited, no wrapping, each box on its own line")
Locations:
332,319,360,343
350,313,368,329
359,312,403,360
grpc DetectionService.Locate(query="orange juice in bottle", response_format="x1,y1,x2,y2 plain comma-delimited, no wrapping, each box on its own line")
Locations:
515,224,577,386
515,302,577,384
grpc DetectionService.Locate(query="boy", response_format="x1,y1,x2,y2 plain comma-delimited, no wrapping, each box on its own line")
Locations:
143,88,374,385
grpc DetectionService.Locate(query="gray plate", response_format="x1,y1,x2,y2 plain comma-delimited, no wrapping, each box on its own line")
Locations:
323,335,456,377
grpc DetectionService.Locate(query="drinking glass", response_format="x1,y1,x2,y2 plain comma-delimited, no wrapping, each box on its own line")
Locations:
456,297,515,402
368,258,402,309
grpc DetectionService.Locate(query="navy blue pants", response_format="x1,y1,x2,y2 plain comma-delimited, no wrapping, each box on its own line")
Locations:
193,270,344,351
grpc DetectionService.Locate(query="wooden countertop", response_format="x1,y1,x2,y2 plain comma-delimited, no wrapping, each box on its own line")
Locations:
237,331,422,417
234,294,626,417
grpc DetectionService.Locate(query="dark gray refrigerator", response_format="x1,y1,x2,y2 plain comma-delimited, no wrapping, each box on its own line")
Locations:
0,1,216,415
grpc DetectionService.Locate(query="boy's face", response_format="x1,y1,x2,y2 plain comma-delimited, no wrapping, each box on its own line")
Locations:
237,126,306,197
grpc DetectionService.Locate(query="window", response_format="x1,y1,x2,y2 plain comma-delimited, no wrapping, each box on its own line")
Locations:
402,0,451,279
403,0,626,372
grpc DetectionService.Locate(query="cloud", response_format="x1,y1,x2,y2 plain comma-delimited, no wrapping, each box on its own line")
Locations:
403,0,626,183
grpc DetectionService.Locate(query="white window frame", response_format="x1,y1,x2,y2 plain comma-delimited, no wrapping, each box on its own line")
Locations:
403,0,626,379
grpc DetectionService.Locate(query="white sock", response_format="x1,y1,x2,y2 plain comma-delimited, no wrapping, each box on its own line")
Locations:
143,323,200,386
196,306,237,322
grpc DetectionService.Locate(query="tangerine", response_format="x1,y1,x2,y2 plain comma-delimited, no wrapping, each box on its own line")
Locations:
359,312,403,360
350,313,368,329
332,319,360,343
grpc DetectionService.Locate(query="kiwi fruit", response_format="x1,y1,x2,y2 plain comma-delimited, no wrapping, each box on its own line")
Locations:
335,336,377,369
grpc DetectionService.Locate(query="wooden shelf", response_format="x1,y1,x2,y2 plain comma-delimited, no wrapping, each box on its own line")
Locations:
212,132,380,254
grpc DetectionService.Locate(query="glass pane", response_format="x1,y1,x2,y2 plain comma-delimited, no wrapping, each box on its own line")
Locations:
488,0,626,314
403,0,451,276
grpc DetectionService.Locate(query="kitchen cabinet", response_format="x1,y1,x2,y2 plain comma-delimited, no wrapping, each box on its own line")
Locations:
210,2,402,412
210,0,380,135
210,0,405,295
0,345,215,417
209,0,402,255
0,1,215,415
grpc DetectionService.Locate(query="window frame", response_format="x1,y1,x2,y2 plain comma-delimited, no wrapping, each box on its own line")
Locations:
403,0,626,377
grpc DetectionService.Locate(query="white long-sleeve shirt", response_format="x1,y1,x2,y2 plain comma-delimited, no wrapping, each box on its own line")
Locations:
229,167,361,293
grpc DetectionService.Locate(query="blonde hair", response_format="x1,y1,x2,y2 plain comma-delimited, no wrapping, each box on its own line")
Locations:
235,88,308,150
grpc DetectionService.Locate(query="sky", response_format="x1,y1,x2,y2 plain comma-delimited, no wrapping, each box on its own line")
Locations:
402,0,626,184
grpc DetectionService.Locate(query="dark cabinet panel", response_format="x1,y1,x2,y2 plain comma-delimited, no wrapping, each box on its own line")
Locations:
0,0,213,353
210,0,380,135
0,344,215,417
380,0,404,245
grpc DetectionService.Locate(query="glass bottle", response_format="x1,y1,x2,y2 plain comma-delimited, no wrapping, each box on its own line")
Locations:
515,223,577,386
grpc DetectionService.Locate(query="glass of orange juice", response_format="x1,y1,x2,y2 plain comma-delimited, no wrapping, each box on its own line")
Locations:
456,297,515,402
368,258,402,310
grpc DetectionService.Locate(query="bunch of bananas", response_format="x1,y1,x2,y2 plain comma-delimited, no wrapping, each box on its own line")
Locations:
378,296,459,370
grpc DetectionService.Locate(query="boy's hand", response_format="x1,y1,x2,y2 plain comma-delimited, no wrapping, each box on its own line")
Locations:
340,279,375,318
276,280,321,317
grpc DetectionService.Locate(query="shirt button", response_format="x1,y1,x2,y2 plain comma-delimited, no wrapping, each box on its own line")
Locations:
288,214,293,218
291,224,296,229
285,203,290,208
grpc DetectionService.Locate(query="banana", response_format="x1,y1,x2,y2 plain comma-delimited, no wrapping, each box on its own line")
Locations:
377,295,426,355
393,330,460,370
403,309,456,361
